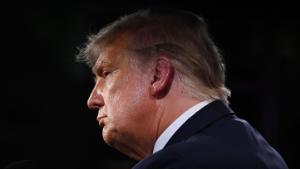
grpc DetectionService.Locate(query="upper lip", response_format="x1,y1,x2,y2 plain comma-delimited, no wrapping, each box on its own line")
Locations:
97,114,107,127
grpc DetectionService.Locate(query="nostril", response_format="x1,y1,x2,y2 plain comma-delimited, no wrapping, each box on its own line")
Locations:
87,96,104,110
87,100,98,110
90,105,99,110
90,107,99,113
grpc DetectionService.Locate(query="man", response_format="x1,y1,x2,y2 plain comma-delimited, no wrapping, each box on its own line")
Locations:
77,7,288,169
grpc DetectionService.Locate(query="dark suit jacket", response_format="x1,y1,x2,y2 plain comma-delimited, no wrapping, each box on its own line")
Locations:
133,100,288,169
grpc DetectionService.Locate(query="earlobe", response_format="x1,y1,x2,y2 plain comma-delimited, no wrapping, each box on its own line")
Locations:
150,56,174,98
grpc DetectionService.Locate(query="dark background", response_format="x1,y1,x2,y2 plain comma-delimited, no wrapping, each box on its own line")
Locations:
1,1,299,169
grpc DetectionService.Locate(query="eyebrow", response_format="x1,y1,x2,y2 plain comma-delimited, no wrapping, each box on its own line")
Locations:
92,59,112,75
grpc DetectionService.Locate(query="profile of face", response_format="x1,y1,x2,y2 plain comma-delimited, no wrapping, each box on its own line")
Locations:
87,37,159,159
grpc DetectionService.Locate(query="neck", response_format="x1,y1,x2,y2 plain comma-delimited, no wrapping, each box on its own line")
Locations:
154,95,205,146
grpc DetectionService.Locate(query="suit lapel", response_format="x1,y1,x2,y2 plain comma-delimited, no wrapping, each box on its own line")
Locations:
165,100,234,147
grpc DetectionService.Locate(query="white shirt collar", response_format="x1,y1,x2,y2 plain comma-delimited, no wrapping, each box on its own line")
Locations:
152,100,213,154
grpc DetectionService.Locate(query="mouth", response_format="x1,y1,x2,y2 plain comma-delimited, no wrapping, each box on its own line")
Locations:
96,115,107,128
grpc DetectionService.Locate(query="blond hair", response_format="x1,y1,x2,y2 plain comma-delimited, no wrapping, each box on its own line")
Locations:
77,7,231,104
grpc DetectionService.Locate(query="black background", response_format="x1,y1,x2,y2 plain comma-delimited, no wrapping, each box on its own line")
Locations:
1,1,299,169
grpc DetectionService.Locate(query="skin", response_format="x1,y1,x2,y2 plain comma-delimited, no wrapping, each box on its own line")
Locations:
87,34,203,160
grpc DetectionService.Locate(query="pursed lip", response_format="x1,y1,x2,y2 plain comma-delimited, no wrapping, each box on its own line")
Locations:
96,115,107,128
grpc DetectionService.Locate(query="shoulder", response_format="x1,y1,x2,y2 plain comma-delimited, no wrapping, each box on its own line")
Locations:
167,115,289,169
132,148,181,169
133,134,234,169
133,116,289,169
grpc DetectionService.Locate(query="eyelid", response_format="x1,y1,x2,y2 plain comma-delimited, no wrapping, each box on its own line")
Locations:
102,71,110,77
102,67,116,77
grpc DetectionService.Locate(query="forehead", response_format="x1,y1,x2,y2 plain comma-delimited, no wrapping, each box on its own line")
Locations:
92,35,132,73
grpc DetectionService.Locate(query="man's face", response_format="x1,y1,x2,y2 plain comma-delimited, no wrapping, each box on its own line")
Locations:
87,39,158,159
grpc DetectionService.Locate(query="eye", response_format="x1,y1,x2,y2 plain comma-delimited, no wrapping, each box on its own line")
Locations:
102,71,111,77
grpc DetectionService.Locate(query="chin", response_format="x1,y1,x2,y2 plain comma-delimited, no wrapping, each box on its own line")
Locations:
102,127,117,146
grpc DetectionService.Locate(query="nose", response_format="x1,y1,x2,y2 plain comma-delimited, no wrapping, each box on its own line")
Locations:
87,85,104,110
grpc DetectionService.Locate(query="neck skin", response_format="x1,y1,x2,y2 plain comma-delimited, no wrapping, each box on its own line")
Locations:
132,97,202,160
151,79,205,154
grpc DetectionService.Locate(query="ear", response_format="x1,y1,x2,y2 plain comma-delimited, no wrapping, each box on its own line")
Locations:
150,56,174,98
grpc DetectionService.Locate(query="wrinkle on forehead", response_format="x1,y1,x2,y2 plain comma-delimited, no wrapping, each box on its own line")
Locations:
92,32,132,73
92,35,132,75
92,50,110,74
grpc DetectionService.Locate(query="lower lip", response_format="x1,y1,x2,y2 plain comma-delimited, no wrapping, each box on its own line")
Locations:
98,118,106,127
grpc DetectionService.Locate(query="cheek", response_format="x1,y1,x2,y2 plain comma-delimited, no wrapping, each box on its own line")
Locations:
122,82,153,124
111,77,149,122
104,74,126,103
103,75,131,116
